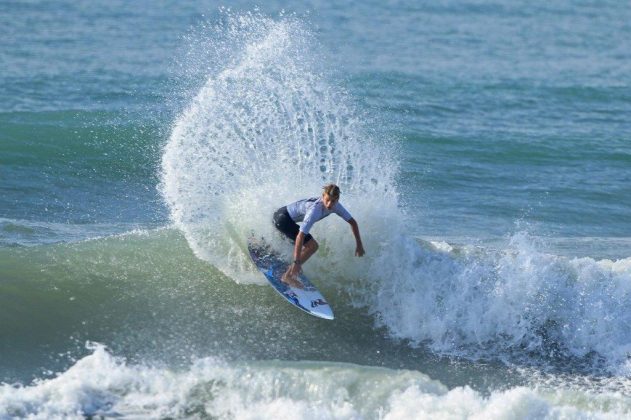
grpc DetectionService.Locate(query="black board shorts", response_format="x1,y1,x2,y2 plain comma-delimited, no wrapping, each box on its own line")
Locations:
273,206,313,244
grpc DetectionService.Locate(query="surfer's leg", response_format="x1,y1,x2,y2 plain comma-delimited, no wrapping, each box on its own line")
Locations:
280,239,316,287
299,237,318,265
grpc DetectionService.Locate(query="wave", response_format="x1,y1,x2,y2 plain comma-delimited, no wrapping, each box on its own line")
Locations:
157,12,631,373
2,225,631,381
2,343,629,419
0,229,390,381
360,232,631,373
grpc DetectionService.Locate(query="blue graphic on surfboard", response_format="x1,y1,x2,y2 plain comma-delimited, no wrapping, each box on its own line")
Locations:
248,237,334,320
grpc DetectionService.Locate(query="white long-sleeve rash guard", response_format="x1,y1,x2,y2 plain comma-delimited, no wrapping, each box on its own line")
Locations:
286,197,352,235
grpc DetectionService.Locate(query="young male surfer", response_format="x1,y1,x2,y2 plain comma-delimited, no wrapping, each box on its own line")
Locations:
273,184,365,288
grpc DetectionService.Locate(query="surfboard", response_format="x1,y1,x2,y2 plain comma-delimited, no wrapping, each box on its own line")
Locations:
247,237,334,320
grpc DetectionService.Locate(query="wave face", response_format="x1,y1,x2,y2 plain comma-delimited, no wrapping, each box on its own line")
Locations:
3,228,631,382
160,13,398,283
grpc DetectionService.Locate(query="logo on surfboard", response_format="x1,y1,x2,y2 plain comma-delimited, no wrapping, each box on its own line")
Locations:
310,298,328,308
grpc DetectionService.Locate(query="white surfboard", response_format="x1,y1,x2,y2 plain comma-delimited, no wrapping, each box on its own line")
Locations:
247,237,334,320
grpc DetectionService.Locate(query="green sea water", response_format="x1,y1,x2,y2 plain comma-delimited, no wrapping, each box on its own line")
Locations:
2,1,631,418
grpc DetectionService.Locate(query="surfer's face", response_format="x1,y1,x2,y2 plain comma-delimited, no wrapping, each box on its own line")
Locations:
322,193,338,210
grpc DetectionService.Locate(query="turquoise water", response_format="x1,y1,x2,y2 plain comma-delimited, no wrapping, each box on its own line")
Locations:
2,1,631,418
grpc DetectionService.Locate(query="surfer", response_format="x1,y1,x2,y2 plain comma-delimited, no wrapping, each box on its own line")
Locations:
273,184,365,288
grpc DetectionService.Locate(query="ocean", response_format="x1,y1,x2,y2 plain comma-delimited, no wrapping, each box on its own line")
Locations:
2,1,631,418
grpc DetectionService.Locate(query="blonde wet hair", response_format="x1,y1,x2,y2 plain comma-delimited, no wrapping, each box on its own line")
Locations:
322,183,341,200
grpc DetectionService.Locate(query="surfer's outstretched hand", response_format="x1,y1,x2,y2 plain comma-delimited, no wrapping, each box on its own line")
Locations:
355,244,365,257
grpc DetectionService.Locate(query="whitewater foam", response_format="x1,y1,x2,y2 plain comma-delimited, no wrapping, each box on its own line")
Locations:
2,344,630,419
363,232,631,372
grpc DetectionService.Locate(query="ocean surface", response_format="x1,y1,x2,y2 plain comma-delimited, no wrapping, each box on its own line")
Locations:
2,0,631,418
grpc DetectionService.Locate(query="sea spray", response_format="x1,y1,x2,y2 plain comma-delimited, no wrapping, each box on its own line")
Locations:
160,12,399,283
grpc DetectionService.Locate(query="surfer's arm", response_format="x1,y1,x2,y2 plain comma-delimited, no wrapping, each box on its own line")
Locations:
348,218,365,257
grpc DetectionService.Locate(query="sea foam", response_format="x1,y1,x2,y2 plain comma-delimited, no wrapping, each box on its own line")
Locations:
2,344,629,419
362,232,631,372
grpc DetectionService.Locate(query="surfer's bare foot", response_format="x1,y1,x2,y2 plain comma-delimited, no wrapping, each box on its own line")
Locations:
281,271,304,289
